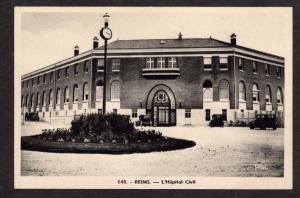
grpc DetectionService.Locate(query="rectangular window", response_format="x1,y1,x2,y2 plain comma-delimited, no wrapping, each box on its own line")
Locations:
205,109,211,121
132,109,137,118
65,66,69,77
146,58,154,68
203,57,212,70
219,57,228,70
168,57,177,68
222,109,227,121
74,64,78,75
97,59,104,71
265,64,270,76
112,59,120,71
113,109,118,114
238,58,244,71
277,66,281,78
57,69,60,79
84,61,89,72
50,72,53,82
43,74,46,83
252,61,257,73
37,76,40,84
157,57,166,68
185,109,191,118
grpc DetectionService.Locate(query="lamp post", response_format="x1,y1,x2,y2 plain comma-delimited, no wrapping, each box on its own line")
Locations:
99,13,112,114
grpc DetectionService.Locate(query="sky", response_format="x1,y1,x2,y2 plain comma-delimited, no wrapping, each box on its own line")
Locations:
16,7,292,75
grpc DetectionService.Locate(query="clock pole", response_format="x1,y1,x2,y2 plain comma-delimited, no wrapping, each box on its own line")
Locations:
100,13,111,114
103,38,107,114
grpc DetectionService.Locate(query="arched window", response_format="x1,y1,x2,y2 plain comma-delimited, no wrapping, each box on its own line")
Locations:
96,79,104,101
31,93,34,107
239,81,246,101
73,84,78,102
36,92,40,106
64,86,69,103
252,83,260,102
111,81,120,100
266,85,272,103
21,95,24,107
83,82,89,101
49,89,53,106
56,88,61,105
25,94,29,107
42,91,46,106
219,79,229,100
203,80,213,101
277,87,283,104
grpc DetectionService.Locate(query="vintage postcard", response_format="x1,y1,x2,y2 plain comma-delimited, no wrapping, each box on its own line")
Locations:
14,7,293,189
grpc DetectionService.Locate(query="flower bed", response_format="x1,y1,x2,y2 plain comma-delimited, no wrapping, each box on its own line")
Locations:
21,113,196,154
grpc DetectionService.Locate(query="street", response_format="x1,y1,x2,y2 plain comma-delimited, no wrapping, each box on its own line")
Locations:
21,122,284,177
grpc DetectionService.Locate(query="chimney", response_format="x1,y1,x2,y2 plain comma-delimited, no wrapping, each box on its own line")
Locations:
178,32,182,40
74,45,79,56
230,33,237,46
93,37,99,49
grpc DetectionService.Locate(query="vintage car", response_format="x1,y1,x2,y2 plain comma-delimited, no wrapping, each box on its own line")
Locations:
138,115,151,126
209,114,224,127
249,114,277,130
25,112,40,121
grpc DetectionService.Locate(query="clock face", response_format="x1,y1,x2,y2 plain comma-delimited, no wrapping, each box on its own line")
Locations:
100,27,112,40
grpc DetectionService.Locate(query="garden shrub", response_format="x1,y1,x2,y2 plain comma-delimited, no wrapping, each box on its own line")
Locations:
40,113,163,143
71,113,134,137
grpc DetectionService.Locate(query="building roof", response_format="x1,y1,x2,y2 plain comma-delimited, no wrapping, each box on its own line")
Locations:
21,37,284,80
98,38,229,49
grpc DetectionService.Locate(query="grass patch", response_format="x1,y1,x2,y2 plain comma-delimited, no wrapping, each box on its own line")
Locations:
21,135,196,154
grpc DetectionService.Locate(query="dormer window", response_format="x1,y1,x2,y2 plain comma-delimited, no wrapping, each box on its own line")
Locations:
203,57,212,70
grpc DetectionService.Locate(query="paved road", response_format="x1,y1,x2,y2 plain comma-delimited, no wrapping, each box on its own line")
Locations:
21,122,284,177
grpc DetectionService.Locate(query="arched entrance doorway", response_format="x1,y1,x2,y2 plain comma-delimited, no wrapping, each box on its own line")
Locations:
146,84,176,126
153,91,170,126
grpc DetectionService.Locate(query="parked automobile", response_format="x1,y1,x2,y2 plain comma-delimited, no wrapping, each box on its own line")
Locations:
25,112,40,121
139,115,151,126
209,114,224,127
249,114,277,130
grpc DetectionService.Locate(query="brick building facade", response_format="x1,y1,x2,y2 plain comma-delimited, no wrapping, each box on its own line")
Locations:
21,34,284,126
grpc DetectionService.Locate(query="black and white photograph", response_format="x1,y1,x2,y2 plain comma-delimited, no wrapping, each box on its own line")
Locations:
14,7,292,189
